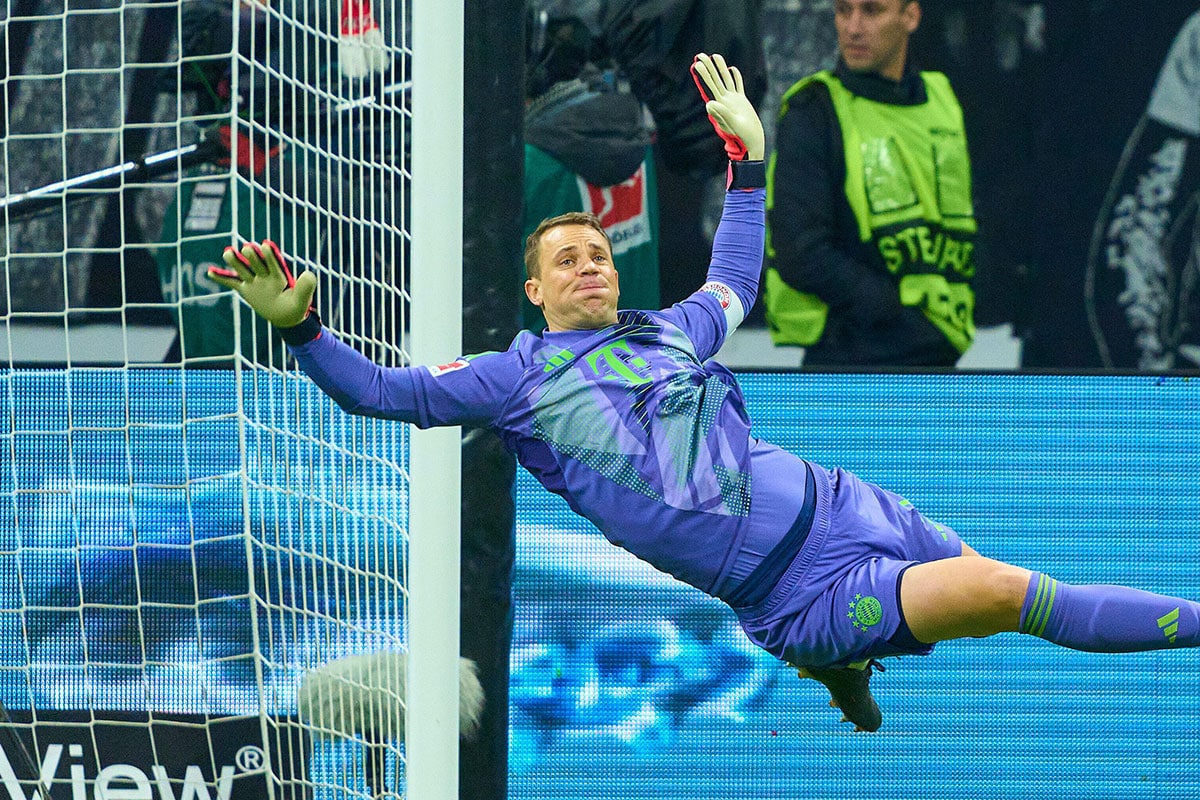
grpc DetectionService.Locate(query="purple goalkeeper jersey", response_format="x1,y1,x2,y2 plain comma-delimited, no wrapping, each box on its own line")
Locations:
287,189,812,600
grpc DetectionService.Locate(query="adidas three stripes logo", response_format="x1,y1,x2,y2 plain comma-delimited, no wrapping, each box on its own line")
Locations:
1158,607,1181,643
1021,574,1057,637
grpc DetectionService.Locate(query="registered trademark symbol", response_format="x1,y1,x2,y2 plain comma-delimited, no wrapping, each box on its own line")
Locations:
235,745,265,772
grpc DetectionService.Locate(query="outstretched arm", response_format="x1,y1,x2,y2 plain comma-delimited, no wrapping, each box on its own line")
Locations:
209,242,516,428
691,52,767,321
699,189,766,333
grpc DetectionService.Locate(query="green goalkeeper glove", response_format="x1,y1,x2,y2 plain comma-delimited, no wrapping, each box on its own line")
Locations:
209,239,316,329
690,52,765,162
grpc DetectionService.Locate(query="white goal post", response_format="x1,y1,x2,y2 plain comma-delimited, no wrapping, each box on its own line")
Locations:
407,1,464,798
0,1,465,798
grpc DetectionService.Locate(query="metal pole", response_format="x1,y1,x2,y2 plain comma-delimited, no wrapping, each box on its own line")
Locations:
0,138,223,222
409,0,464,798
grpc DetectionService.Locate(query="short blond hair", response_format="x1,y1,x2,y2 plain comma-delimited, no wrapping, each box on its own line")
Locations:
524,212,613,279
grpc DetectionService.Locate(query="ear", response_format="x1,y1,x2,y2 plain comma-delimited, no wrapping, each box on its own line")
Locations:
904,1,921,33
524,278,543,307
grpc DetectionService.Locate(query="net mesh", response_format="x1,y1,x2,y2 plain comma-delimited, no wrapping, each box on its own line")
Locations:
1,2,413,798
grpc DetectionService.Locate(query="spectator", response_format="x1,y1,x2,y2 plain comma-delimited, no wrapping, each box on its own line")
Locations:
1086,9,1200,370
765,0,978,366
522,14,659,331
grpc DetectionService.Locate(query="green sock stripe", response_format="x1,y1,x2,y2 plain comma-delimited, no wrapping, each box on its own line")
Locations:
1032,578,1057,637
1023,574,1057,636
1020,574,1047,634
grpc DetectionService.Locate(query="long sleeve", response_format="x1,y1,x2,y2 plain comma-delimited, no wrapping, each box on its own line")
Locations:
706,187,767,314
285,322,522,428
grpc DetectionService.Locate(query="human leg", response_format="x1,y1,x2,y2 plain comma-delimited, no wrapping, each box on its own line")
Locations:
779,554,957,732
1018,573,1200,652
797,660,885,732
901,556,1200,651
899,555,1031,642
768,468,969,731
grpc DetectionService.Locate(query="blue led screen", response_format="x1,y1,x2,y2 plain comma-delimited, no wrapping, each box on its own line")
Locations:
509,372,1200,800
0,369,407,718
2,369,1199,798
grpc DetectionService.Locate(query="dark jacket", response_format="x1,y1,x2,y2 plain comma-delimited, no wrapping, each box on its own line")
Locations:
528,0,766,178
769,62,964,367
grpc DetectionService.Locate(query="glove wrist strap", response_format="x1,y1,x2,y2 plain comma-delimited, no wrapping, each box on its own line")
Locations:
726,159,765,191
279,311,323,346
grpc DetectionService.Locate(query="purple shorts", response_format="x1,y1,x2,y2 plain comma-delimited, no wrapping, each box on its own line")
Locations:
735,463,962,669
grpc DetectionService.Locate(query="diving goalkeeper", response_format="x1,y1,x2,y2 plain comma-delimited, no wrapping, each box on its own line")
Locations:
212,53,1200,733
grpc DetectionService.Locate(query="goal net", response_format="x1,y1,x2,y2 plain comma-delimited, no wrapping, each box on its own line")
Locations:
0,1,459,798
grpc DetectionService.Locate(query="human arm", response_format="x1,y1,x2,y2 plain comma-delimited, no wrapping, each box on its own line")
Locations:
695,188,766,330
768,85,905,323
1146,10,1200,138
209,241,517,427
657,54,766,354
286,326,517,428
691,50,766,317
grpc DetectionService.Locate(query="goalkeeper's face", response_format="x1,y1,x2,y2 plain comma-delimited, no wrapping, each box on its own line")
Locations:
525,224,621,332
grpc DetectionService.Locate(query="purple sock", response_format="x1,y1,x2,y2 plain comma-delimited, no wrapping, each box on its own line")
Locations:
1019,572,1200,652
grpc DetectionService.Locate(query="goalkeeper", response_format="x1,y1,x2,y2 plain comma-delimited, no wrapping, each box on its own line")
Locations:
212,53,1200,733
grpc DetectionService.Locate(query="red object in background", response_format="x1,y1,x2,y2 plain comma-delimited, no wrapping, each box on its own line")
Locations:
216,124,282,177
583,167,647,229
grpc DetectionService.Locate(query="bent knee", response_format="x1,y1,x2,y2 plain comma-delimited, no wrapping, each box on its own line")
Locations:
974,559,1032,625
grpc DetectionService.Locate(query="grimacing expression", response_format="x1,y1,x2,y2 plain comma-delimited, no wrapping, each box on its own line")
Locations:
835,0,920,81
525,224,620,332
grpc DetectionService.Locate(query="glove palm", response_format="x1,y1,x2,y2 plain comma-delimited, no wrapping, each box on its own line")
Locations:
690,53,765,162
209,240,316,329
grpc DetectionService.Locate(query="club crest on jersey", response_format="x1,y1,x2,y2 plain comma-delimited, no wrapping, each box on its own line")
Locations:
428,359,469,377
700,281,732,309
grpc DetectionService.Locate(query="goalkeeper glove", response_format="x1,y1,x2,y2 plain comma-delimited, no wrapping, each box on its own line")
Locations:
690,52,765,162
209,240,317,329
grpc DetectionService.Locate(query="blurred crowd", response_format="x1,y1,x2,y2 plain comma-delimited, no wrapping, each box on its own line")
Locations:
2,0,1198,371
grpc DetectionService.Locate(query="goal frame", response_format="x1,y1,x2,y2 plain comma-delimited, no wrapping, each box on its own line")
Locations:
407,1,465,799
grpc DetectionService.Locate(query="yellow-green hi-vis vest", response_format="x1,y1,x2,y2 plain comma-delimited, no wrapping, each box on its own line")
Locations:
765,71,977,352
